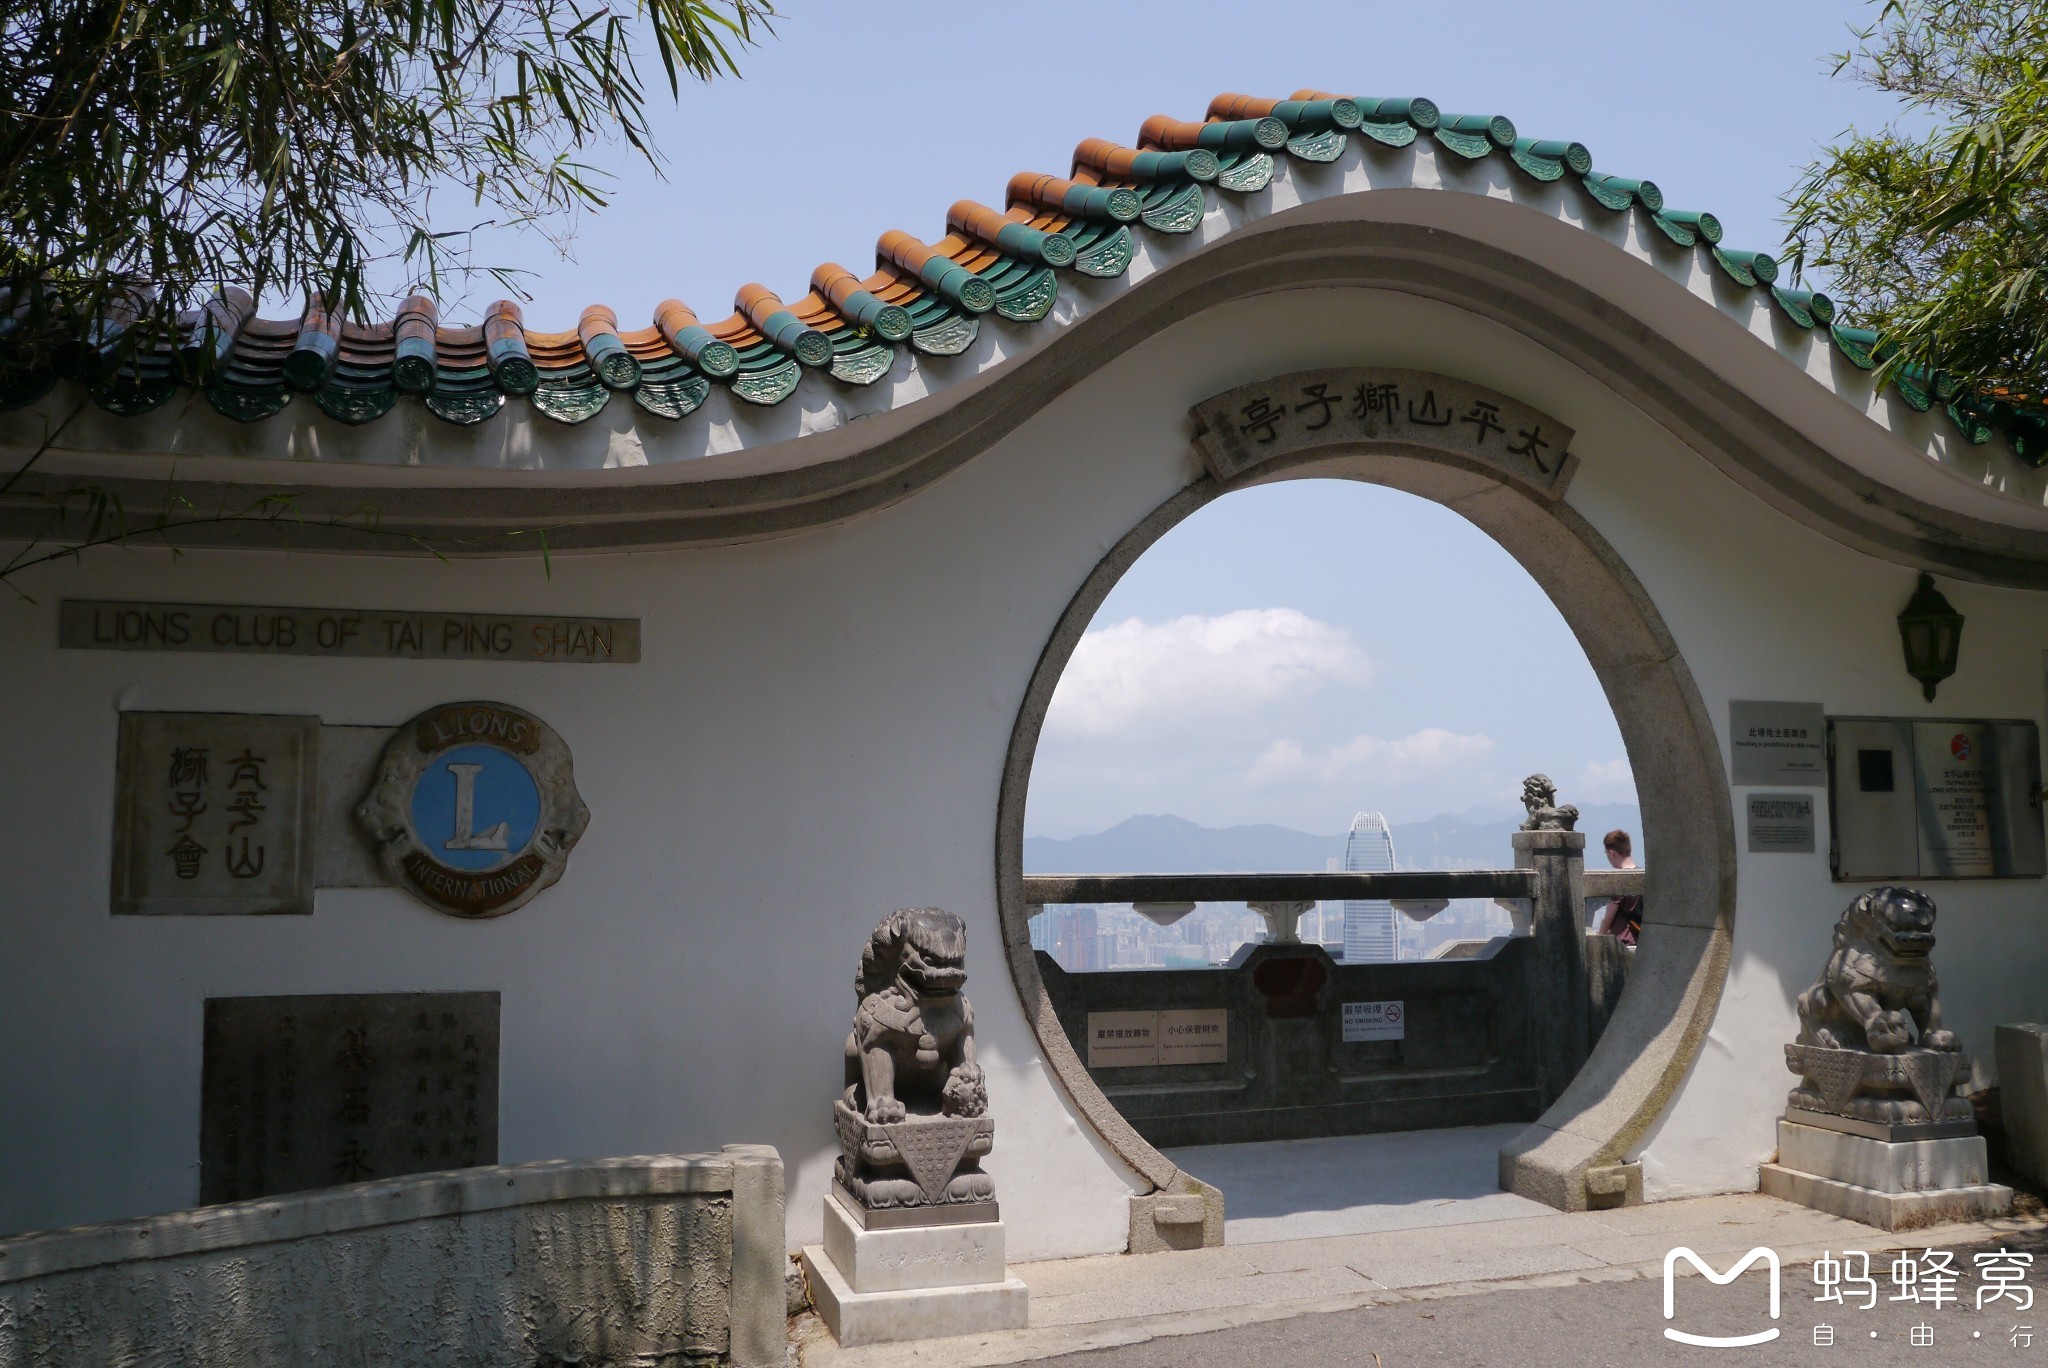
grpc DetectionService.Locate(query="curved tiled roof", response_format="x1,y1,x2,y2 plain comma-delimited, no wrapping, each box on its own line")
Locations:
4,89,2042,463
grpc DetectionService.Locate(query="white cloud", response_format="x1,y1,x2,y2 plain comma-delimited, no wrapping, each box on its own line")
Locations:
1578,757,1638,801
1044,609,1370,740
1246,727,1496,787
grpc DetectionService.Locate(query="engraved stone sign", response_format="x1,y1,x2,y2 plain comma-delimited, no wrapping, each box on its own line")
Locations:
1747,793,1817,853
1829,717,2044,880
1730,700,1827,787
111,712,320,915
62,600,638,663
357,701,589,918
199,991,499,1204
1190,369,1576,497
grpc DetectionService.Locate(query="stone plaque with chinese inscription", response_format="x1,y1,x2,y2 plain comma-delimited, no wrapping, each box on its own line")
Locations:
111,712,320,915
1190,369,1577,497
199,991,500,1205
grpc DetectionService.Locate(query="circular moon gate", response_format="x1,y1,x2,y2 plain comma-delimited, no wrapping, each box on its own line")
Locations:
994,371,1735,1220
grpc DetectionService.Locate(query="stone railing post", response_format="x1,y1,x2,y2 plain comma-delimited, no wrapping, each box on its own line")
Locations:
1514,828,1590,1106
723,1144,787,1368
1247,899,1313,945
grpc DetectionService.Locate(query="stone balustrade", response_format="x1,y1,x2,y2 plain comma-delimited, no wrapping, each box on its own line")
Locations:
1024,838,1629,1151
0,1148,788,1368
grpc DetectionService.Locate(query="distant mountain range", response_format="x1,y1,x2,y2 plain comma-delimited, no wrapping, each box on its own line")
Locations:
1022,805,1646,874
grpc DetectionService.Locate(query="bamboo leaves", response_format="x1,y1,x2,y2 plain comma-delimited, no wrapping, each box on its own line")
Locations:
0,0,776,372
1784,0,2048,402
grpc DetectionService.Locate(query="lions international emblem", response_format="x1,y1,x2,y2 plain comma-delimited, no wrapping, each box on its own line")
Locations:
356,701,589,917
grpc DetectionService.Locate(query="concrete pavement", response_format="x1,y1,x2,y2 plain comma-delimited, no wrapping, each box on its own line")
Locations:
1024,1224,2048,1367
1163,1124,1554,1244
795,1193,2048,1367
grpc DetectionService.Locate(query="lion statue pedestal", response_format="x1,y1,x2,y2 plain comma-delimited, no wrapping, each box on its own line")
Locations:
1759,887,2011,1230
800,909,1027,1348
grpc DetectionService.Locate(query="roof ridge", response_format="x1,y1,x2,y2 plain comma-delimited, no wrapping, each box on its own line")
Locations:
4,90,2042,465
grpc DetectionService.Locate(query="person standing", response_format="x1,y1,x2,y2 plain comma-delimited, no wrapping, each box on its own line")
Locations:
1599,829,1643,946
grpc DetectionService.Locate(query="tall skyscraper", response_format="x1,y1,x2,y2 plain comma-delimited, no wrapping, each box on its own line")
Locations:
1342,812,1398,963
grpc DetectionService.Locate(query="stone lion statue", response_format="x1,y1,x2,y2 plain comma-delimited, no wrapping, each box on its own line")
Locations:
1519,773,1579,832
844,907,987,1122
1796,886,1958,1055
834,909,995,1210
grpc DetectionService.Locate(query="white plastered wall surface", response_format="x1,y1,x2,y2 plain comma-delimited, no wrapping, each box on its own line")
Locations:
5,281,2048,1259
1585,433,2048,1200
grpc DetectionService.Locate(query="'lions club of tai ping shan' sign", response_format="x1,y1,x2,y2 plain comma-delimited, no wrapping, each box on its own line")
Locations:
356,702,588,917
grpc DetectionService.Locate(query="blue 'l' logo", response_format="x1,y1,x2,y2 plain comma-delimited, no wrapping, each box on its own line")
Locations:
410,744,542,870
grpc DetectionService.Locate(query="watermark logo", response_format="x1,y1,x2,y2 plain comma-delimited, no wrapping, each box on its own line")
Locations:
1663,1246,1782,1348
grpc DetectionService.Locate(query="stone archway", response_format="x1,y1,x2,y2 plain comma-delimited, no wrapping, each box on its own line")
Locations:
993,368,1735,1244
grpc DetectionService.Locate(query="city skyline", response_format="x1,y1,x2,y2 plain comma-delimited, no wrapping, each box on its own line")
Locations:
1023,802,1590,973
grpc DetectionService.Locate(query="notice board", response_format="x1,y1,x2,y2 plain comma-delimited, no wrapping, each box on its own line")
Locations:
1828,717,2044,880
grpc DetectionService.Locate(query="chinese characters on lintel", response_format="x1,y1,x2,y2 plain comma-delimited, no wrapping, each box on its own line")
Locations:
1233,380,1557,473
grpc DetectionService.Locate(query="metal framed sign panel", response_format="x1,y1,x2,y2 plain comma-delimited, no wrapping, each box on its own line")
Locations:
1827,717,2045,881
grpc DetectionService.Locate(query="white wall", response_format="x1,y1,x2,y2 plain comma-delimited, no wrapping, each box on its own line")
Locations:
1573,401,2048,1198
5,285,2047,1256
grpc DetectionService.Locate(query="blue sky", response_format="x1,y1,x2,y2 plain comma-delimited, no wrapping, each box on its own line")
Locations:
410,0,1907,328
377,0,1913,839
1022,482,1637,838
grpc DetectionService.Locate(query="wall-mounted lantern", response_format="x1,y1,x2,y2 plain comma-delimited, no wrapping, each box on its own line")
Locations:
1897,572,1964,701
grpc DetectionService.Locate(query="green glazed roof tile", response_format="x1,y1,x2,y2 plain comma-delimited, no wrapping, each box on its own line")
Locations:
1432,126,1495,161
204,381,290,424
2007,412,2048,466
829,343,896,386
424,389,505,425
1661,209,1723,244
994,266,1059,322
1712,247,1780,287
1831,325,1882,370
1947,397,1998,444
1137,182,1206,233
910,313,978,357
1648,213,1698,248
2,85,2035,464
634,373,712,419
1214,153,1274,193
1585,174,1663,212
1579,174,1634,212
315,383,398,425
1284,129,1348,163
91,374,178,417
1071,225,1135,279
728,357,803,406
1508,143,1569,183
